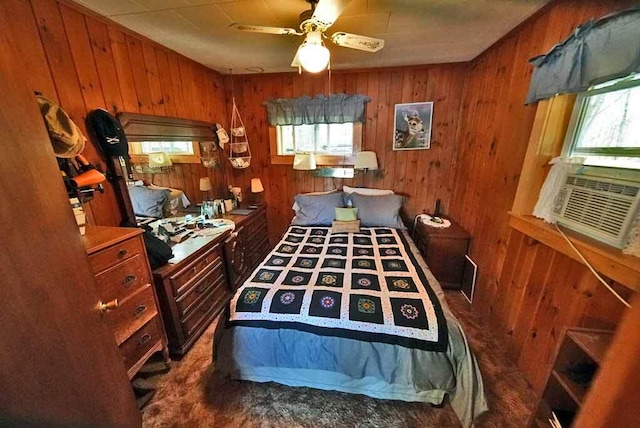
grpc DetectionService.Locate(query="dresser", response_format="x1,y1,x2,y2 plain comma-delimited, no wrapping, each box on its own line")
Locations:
152,206,270,356
83,226,168,379
223,205,270,291
413,218,471,289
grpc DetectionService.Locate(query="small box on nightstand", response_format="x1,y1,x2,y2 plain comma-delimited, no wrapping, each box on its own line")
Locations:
413,218,470,289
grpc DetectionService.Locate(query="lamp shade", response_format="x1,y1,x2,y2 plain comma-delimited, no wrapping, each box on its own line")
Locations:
148,152,173,168
251,178,264,193
293,153,317,171
199,177,213,192
354,151,378,170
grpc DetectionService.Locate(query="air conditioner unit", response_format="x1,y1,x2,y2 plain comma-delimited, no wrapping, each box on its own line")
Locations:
552,174,640,248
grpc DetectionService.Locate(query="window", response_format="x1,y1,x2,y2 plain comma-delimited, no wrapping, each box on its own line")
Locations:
139,141,195,155
277,123,355,155
566,74,640,170
270,122,362,165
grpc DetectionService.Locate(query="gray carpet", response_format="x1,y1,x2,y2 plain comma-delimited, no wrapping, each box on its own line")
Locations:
142,291,536,427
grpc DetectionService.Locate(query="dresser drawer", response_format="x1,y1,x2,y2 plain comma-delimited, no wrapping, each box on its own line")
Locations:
94,254,151,303
89,236,143,273
170,245,221,296
181,284,229,340
175,261,226,317
107,284,158,345
120,317,161,372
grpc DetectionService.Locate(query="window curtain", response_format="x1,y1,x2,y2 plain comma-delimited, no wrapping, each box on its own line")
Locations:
264,94,370,126
526,7,640,104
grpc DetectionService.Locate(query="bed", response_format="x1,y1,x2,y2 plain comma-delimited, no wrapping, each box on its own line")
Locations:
214,193,487,427
128,181,191,219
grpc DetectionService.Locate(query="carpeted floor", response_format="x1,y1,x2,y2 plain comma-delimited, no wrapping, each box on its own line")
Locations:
141,291,536,427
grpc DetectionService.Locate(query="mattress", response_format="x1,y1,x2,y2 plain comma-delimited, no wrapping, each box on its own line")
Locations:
214,226,487,427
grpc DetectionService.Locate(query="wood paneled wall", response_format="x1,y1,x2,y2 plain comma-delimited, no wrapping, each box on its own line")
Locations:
221,65,467,244
447,0,638,393
2,0,228,226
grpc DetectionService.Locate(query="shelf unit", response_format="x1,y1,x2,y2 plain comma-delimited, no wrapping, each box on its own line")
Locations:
529,328,614,427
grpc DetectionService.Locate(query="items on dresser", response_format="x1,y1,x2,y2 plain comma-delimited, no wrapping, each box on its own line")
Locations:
83,226,169,379
413,217,470,289
152,206,270,356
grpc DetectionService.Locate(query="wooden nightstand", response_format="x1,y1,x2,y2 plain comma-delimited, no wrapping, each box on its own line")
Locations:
413,218,470,289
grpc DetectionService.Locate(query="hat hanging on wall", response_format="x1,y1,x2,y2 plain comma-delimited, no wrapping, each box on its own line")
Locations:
36,94,86,158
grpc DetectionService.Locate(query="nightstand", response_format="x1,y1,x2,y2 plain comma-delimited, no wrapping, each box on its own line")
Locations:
413,218,470,289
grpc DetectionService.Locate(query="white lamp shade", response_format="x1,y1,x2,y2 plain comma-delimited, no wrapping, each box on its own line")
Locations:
251,178,264,193
148,152,173,168
298,32,330,73
199,177,213,192
293,153,317,171
354,151,378,170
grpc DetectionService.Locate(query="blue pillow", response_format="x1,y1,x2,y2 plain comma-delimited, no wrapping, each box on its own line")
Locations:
292,192,345,226
348,193,406,229
128,186,170,218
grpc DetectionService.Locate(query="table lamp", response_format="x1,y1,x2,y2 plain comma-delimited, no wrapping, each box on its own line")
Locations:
251,178,264,205
199,176,212,202
354,151,378,174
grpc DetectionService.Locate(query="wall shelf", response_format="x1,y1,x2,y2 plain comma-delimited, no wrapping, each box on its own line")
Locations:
529,328,614,427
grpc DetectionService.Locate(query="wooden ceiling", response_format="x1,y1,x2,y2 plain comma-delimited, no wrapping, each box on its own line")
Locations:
72,0,550,74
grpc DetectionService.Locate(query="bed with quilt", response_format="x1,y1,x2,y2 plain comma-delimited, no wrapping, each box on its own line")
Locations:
214,189,487,427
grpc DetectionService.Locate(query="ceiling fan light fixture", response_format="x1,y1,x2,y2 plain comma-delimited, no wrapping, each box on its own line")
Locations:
298,31,330,73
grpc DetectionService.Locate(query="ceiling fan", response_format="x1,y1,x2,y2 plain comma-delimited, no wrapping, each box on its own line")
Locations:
230,0,384,73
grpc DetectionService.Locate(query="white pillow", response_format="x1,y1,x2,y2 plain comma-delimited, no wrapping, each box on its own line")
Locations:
292,189,339,212
342,185,394,196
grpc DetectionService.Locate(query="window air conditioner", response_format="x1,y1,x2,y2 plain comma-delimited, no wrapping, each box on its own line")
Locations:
553,174,640,248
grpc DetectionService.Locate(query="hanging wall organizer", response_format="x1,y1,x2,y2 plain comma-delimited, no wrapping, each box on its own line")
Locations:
228,71,251,169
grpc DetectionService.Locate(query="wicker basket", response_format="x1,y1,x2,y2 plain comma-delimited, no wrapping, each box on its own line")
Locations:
331,220,360,233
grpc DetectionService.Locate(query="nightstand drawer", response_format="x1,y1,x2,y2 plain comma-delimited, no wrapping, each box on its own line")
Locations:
107,284,158,345
170,245,221,296
89,237,142,273
121,317,162,372
94,254,151,303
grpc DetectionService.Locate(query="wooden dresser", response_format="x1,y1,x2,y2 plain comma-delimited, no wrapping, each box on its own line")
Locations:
83,226,168,379
153,205,270,356
413,218,471,289
223,205,270,291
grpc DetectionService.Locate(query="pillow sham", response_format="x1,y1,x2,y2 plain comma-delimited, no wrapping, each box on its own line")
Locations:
335,207,358,221
292,192,345,226
292,189,338,212
348,193,405,229
342,185,394,196
128,186,170,218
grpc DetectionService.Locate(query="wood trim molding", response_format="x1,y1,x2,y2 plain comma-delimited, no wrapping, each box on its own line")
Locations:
118,112,216,142
509,213,640,292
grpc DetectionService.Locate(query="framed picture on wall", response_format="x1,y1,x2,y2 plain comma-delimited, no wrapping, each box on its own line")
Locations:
393,101,433,151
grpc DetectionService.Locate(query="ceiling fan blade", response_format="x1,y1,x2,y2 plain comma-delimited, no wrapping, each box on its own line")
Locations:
311,0,352,30
291,46,301,67
330,32,385,52
230,23,301,35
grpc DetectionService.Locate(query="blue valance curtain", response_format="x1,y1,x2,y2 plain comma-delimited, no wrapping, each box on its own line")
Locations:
526,7,640,104
264,94,370,126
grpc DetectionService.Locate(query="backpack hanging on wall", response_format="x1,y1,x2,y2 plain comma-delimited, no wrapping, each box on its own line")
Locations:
228,98,251,169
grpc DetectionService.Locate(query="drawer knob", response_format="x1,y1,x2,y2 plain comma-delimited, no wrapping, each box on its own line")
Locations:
123,275,137,286
117,249,128,258
192,266,198,274
138,334,151,347
134,305,147,317
99,299,119,313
